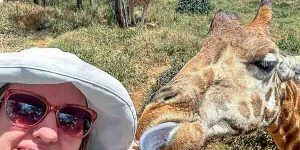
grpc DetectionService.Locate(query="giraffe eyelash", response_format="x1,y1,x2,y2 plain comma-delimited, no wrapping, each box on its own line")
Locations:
253,61,278,72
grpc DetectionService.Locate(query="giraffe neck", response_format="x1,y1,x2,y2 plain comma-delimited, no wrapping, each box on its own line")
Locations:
267,80,300,150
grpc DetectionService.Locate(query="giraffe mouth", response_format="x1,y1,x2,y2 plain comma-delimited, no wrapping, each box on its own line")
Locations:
139,122,179,150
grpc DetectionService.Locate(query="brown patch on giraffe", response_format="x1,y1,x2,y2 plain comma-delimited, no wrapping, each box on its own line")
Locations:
136,104,192,139
290,82,300,107
268,80,300,149
238,101,250,119
207,39,226,65
176,38,226,76
284,127,300,149
282,118,293,134
292,141,300,150
283,112,297,134
267,122,281,135
197,68,215,90
204,68,214,80
267,124,286,148
162,122,205,150
251,93,262,117
283,112,300,149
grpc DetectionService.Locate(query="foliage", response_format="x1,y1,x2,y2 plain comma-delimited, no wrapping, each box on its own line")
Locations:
176,0,213,14
0,2,113,34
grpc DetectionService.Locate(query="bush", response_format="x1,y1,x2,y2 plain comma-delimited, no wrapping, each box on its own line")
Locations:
0,2,113,34
176,0,213,14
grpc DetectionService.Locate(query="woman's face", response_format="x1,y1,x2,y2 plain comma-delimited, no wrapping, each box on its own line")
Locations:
0,83,87,150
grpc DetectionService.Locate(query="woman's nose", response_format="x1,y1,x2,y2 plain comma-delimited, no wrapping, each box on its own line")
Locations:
32,112,58,144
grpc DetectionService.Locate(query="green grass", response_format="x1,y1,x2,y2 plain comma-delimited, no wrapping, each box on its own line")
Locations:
1,0,300,149
49,26,202,90
278,33,300,55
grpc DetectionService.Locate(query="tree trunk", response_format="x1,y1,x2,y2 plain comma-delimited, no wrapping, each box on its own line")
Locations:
114,0,129,28
34,0,39,5
77,0,83,9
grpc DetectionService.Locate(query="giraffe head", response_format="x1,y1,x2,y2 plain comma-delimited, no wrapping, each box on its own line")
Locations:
136,0,300,149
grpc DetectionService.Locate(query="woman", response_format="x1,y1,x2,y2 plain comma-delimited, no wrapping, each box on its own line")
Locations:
0,48,137,150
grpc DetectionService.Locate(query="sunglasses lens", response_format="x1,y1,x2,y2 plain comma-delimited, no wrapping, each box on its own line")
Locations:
58,107,92,137
6,94,47,126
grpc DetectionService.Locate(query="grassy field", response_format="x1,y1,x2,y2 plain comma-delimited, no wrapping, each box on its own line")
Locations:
0,0,300,149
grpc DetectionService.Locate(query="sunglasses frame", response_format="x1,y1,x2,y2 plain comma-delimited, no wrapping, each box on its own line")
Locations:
2,88,98,139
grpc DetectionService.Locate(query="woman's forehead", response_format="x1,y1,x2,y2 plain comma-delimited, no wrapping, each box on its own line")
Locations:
7,83,87,106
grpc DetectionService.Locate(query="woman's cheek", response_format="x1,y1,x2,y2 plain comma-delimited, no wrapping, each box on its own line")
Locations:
60,134,83,150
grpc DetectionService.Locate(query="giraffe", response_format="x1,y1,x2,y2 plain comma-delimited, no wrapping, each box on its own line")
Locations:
128,0,151,25
136,0,300,149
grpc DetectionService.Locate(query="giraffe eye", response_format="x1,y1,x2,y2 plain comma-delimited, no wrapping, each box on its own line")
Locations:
254,61,277,72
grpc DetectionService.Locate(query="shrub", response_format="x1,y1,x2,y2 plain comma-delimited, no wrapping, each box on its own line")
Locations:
0,1,114,34
176,0,213,14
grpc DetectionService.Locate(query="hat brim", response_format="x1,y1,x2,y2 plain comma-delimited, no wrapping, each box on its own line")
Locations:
0,48,137,150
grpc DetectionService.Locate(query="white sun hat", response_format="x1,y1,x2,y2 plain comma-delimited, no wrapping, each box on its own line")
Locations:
0,47,137,150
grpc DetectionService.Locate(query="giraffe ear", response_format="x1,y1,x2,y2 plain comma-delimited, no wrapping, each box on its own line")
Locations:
208,10,241,34
248,0,272,36
277,55,300,83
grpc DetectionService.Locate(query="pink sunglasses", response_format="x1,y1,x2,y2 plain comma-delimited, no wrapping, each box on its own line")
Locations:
2,89,97,138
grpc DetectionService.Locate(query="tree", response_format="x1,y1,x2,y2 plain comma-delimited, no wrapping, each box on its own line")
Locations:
33,0,39,5
113,0,129,27
77,0,83,9
32,0,47,7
